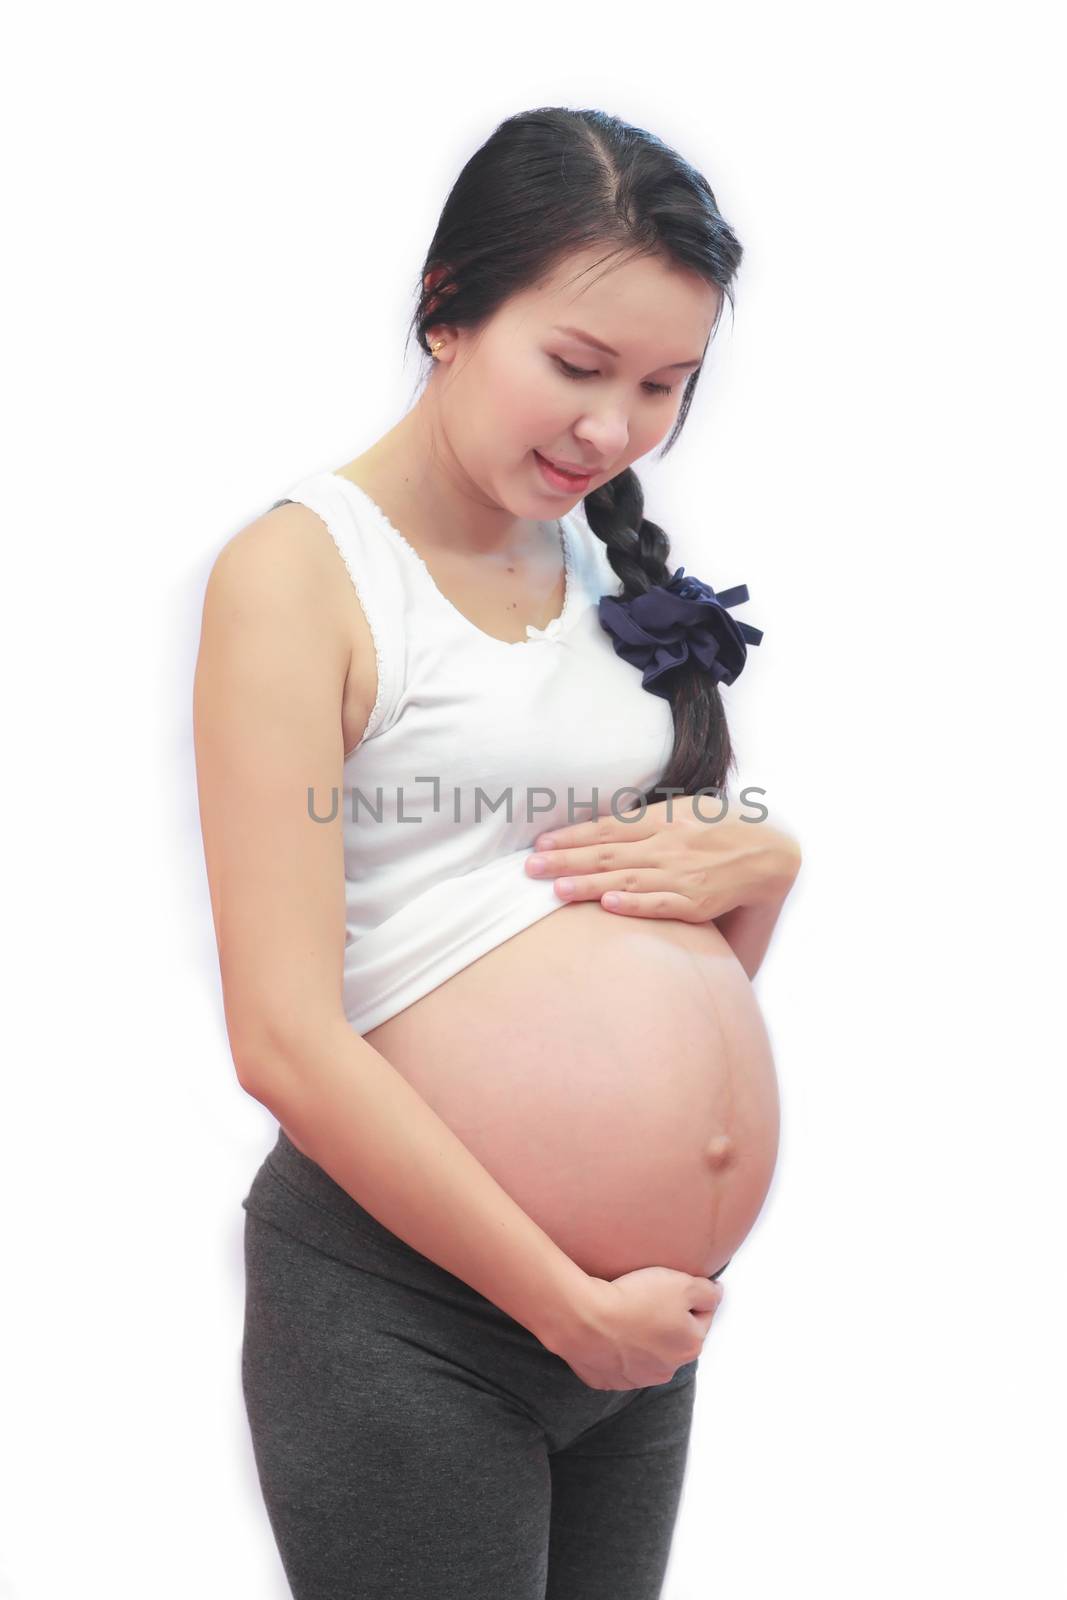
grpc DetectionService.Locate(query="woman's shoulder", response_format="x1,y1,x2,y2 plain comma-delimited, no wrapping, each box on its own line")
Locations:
215,494,354,608
214,497,375,682
209,496,385,754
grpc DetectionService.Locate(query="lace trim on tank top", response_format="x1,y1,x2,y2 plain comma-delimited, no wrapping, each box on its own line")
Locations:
331,474,578,648
525,517,575,642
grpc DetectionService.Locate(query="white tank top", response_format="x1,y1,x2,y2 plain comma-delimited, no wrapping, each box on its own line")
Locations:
272,470,675,1034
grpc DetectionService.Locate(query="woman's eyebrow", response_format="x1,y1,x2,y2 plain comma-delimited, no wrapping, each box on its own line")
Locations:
551,324,703,370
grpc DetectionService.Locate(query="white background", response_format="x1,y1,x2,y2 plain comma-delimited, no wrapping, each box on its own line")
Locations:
3,2,1064,1595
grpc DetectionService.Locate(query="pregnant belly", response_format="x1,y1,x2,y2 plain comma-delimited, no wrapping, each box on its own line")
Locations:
287,899,781,1283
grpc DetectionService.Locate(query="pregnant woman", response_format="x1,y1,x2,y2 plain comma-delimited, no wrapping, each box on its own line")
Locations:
194,106,801,1600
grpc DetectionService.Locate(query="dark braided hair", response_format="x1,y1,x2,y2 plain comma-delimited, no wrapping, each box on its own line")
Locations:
405,106,746,808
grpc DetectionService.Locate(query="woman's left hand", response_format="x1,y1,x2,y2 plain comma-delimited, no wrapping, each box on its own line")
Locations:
524,795,801,923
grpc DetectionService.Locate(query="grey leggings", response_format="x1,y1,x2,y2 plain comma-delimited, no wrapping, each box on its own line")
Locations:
241,1128,724,1599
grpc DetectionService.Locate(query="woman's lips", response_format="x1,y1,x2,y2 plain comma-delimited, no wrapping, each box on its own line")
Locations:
534,450,594,492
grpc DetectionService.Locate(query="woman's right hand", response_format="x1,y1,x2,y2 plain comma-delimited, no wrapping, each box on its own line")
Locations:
555,1266,724,1391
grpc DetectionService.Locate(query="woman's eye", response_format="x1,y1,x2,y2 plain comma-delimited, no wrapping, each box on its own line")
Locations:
552,356,674,397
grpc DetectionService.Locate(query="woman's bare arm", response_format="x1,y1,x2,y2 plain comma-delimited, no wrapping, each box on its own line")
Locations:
193,507,597,1354
713,879,799,981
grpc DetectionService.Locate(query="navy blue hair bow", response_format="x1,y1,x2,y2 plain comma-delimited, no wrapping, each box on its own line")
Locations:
598,567,763,698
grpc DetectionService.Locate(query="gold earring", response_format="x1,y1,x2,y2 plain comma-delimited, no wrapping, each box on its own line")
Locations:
429,339,445,358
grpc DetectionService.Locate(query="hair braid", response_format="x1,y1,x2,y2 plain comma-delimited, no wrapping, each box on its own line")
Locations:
584,467,734,807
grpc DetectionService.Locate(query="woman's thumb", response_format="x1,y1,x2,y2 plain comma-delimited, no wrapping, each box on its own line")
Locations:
690,1276,723,1314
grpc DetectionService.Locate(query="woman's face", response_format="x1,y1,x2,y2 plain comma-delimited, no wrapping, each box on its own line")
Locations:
431,246,723,518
